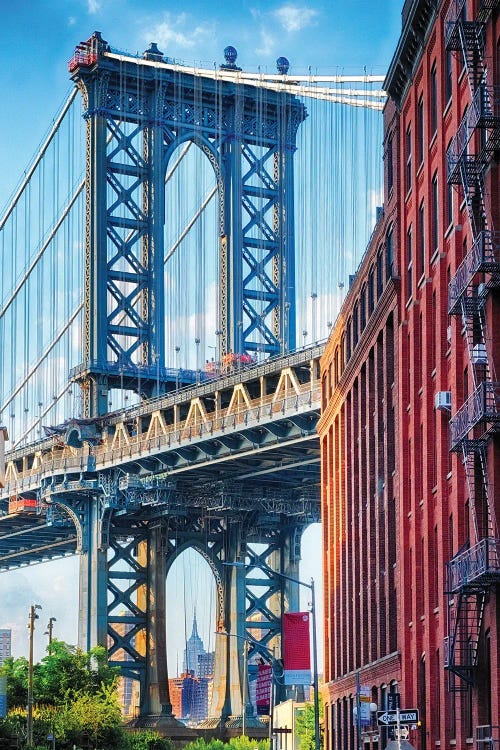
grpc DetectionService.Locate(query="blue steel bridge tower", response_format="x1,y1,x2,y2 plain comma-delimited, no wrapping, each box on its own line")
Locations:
70,32,306,418
50,33,317,733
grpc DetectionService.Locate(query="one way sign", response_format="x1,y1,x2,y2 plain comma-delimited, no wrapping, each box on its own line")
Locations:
377,709,419,726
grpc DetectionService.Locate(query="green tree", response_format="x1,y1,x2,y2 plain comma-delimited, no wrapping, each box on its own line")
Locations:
0,656,29,708
126,729,175,750
35,640,117,704
295,699,323,750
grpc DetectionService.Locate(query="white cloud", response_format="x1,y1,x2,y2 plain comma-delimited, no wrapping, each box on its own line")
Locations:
255,29,276,58
87,0,100,13
273,4,318,33
140,13,216,52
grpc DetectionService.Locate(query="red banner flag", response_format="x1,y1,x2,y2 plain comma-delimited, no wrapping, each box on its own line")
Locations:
283,611,311,685
256,663,272,715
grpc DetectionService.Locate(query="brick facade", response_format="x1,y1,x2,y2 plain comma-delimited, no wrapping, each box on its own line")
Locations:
319,1,500,749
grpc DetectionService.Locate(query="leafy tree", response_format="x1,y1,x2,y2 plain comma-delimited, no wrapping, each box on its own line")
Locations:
35,640,118,704
126,729,175,750
294,699,323,750
0,656,29,708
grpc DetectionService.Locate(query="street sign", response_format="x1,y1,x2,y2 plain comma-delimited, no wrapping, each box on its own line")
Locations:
377,709,419,726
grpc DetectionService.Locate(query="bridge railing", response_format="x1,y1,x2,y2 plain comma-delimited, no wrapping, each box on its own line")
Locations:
2,380,320,495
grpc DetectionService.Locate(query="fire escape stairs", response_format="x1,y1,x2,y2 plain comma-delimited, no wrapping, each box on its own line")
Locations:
444,0,500,689
445,586,487,688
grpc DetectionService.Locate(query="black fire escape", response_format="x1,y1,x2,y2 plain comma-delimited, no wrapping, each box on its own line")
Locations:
444,0,500,689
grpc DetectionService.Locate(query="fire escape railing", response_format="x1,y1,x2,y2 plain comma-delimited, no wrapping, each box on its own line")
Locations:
447,537,500,593
448,230,500,314
450,381,500,449
447,85,500,184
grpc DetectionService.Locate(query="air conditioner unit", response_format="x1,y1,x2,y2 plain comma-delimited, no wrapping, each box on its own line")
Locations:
472,343,487,365
435,391,452,411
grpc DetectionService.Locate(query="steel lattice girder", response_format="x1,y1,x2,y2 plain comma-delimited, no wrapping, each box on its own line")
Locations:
71,45,306,415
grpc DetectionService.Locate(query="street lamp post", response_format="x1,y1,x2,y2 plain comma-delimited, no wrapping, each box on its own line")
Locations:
224,562,320,750
27,604,42,747
44,617,57,654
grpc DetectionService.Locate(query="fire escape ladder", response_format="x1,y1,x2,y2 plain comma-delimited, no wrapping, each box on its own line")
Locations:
445,582,487,688
458,20,487,93
459,157,487,238
462,450,481,540
477,445,500,540
476,0,500,23
461,300,490,389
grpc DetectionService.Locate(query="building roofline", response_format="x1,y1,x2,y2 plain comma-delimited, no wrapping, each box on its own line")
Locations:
384,0,439,108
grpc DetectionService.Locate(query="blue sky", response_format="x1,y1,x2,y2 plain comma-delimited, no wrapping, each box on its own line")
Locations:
0,0,402,210
0,0,404,675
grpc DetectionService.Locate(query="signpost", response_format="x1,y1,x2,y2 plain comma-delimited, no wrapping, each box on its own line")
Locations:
377,709,419,726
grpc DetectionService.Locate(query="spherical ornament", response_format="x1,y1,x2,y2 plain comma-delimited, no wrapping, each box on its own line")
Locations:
224,46,238,65
276,56,290,75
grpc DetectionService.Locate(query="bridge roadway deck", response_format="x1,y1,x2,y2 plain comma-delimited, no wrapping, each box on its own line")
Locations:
0,344,324,569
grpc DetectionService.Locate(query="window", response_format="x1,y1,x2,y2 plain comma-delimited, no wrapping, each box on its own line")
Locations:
386,225,394,280
431,289,437,369
430,62,438,135
346,318,352,359
360,285,366,330
406,124,412,192
417,95,424,165
368,267,375,314
445,50,453,103
387,132,394,194
407,226,413,299
419,200,425,277
377,247,384,298
432,172,439,253
435,649,441,739
352,302,359,347
446,159,454,228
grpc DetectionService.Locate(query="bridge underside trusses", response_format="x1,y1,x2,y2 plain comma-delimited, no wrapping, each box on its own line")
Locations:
0,348,320,725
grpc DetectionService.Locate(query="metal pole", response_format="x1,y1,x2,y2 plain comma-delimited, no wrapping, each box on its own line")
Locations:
396,702,402,750
27,604,41,747
355,671,362,750
242,639,248,737
269,654,275,750
45,617,56,654
310,579,320,750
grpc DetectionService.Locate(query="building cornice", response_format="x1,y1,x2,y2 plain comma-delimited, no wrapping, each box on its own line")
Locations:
317,278,398,433
384,0,440,108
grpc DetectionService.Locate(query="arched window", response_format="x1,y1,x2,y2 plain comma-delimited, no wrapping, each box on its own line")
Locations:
368,266,375,314
386,225,394,280
360,285,366,330
377,247,384,297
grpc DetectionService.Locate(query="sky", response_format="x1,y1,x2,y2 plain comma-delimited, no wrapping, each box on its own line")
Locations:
0,0,404,676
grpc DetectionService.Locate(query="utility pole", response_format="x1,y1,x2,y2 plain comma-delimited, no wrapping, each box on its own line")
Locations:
45,617,57,654
27,604,41,747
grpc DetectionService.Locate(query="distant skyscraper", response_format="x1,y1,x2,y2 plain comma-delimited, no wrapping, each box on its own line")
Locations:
183,610,206,676
198,651,214,679
0,630,11,665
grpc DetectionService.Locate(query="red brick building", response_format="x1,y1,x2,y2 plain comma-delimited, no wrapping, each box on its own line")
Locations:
319,1,500,749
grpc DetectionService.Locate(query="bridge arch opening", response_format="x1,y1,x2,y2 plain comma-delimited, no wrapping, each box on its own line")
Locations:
163,139,220,375
166,546,218,723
